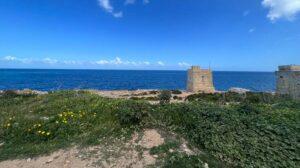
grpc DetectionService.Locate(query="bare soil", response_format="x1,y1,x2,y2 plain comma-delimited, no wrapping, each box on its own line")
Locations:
0,129,196,168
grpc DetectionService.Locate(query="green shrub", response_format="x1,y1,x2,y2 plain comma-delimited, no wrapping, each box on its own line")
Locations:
115,100,151,126
185,92,288,105
224,92,245,102
158,90,172,104
149,90,159,94
173,96,183,100
150,140,180,155
244,92,263,103
163,153,204,168
171,90,182,94
137,92,149,96
185,93,224,102
130,96,158,101
237,103,261,114
0,90,299,167
0,91,128,160
130,96,143,100
243,92,280,104
1,90,18,97
145,96,159,101
152,102,299,167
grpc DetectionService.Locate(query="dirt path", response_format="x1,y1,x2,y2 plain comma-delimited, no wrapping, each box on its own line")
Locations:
0,129,178,168
0,129,199,168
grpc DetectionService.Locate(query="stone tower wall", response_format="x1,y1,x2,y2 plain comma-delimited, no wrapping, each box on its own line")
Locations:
276,65,300,100
187,66,215,93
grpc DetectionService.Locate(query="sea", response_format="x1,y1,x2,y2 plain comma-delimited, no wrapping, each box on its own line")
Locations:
0,69,276,92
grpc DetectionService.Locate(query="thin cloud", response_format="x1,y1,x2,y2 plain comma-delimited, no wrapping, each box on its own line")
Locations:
125,0,149,5
43,58,58,64
125,0,136,5
2,56,32,63
98,0,123,18
262,0,300,21
157,61,165,66
143,61,150,65
143,0,150,4
97,0,150,18
1,56,152,67
113,12,123,18
3,56,17,61
63,60,82,65
243,10,250,16
249,28,256,33
178,62,190,67
95,57,150,66
2,56,60,65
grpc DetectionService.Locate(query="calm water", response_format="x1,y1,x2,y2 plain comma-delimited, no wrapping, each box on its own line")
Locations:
0,69,275,92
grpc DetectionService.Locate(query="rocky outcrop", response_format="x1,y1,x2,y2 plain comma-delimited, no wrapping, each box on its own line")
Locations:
228,87,250,94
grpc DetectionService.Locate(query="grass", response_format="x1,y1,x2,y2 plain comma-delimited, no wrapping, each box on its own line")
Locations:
0,90,299,167
0,91,134,160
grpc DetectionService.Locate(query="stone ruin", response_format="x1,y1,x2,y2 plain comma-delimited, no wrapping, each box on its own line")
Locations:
276,65,300,100
186,66,215,93
185,65,300,99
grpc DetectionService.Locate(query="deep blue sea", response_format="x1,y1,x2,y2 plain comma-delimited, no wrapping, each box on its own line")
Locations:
0,69,276,92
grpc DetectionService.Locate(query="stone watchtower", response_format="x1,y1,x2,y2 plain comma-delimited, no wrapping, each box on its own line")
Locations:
276,65,300,99
187,66,215,93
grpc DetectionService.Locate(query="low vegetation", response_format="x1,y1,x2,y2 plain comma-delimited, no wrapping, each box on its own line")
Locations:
0,90,299,167
158,90,172,104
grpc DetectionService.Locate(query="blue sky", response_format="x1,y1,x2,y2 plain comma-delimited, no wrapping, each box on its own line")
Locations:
0,0,299,71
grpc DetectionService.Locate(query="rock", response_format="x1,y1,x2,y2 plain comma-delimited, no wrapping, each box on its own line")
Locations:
34,90,48,95
139,129,164,149
101,161,109,168
41,116,49,120
204,163,209,168
169,149,174,153
181,143,194,155
0,142,4,147
45,158,53,164
26,158,31,162
228,87,250,94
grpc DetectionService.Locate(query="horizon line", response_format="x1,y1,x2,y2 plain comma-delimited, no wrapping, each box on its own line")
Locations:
0,67,275,73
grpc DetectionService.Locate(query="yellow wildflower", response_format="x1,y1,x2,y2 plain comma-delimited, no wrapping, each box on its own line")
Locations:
46,132,50,136
7,123,11,127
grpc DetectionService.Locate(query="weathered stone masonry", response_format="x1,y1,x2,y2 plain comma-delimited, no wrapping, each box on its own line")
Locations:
187,66,215,93
276,65,300,100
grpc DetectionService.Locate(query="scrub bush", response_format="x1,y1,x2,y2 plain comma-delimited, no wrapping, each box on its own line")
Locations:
171,90,182,94
158,90,172,104
115,100,151,126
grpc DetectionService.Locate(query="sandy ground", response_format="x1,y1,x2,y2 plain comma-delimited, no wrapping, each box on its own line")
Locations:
89,89,193,103
0,89,193,103
0,129,196,168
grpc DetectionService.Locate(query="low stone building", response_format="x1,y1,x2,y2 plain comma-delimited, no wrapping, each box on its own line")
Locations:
186,66,215,93
276,65,300,99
